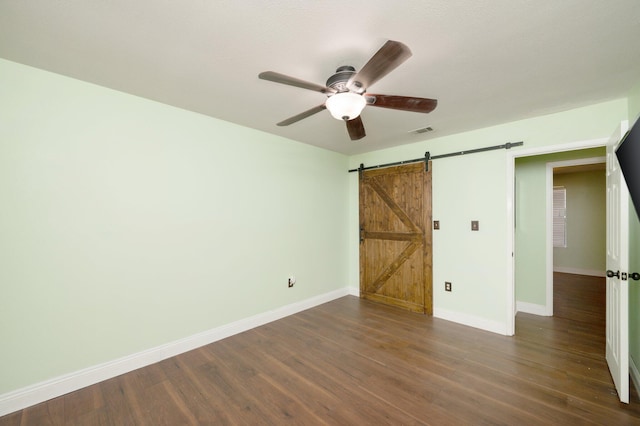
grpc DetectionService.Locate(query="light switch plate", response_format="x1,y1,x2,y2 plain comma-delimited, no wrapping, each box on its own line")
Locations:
433,220,440,230
471,220,479,231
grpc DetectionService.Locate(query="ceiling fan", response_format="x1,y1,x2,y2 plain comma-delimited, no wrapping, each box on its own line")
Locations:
258,40,437,141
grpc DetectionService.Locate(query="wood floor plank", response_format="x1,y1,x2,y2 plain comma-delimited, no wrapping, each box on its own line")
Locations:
250,325,444,424
0,413,20,426
212,337,333,424
97,376,139,425
62,383,104,423
190,347,280,424
17,395,65,425
2,272,640,425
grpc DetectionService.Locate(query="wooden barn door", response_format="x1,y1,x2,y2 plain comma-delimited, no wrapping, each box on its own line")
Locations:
359,162,432,314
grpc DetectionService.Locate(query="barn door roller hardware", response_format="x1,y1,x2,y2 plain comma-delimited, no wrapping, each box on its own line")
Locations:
348,141,523,173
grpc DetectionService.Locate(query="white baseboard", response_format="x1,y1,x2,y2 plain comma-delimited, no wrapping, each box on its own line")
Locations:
0,287,351,417
516,301,551,316
553,266,605,277
347,285,359,297
630,355,640,398
433,307,508,335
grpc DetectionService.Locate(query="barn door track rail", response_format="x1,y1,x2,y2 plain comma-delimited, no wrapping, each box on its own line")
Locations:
348,141,524,173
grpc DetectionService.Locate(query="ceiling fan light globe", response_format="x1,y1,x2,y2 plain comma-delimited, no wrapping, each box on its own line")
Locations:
326,92,366,121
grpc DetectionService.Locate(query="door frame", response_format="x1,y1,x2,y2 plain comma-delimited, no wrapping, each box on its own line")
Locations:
505,137,608,335
544,156,606,316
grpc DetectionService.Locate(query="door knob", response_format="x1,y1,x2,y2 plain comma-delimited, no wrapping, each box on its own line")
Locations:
631,272,640,281
606,270,620,278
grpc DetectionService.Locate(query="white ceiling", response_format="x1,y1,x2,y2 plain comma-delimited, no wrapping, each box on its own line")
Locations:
1,1,639,155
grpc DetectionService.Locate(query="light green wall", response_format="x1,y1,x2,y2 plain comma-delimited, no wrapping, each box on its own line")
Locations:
553,170,606,271
627,80,640,369
514,157,547,305
349,100,627,327
514,148,605,306
0,59,349,394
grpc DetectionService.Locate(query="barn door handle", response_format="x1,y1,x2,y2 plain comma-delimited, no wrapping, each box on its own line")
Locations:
631,272,640,281
606,270,620,279
360,226,364,243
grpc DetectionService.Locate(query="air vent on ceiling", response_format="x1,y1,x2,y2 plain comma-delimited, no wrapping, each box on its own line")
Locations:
409,126,434,134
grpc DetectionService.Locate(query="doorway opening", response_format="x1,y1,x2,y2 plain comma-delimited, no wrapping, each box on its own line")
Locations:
547,156,606,315
513,150,606,319
505,138,607,336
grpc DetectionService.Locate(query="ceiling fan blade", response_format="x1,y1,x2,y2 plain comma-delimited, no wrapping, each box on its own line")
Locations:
365,94,438,113
346,116,366,140
259,71,335,94
347,40,412,92
277,104,327,126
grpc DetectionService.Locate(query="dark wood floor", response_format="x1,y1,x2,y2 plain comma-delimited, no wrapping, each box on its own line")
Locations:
3,273,640,425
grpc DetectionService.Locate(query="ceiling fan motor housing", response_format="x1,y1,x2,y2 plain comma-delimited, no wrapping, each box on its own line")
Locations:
326,66,359,93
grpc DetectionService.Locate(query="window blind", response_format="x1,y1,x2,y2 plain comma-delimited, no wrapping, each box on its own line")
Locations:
553,186,567,248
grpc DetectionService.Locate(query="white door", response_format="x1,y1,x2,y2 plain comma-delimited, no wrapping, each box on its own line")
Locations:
605,120,630,404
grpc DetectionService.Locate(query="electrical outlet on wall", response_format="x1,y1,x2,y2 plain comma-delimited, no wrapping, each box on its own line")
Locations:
288,276,296,288
445,282,452,292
